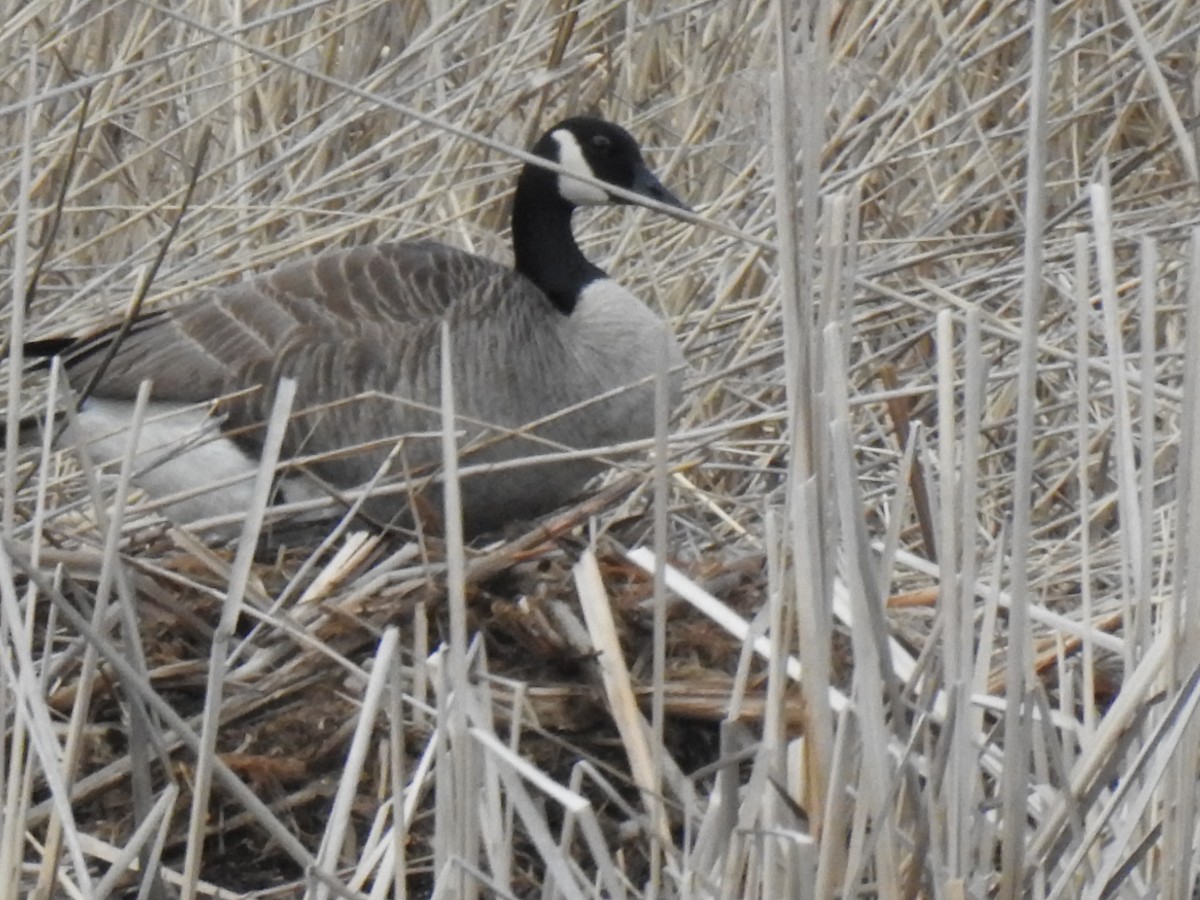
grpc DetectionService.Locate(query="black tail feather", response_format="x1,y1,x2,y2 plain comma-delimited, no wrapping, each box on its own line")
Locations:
24,336,79,359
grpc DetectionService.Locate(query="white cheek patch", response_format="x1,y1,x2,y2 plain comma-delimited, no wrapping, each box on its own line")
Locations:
551,130,610,206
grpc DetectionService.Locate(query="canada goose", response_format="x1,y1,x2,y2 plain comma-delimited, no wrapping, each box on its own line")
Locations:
40,117,688,536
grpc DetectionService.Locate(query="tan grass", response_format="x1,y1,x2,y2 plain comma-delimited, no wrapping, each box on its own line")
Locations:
3,0,1200,896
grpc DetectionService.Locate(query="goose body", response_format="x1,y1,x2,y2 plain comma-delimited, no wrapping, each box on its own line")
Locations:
52,118,687,535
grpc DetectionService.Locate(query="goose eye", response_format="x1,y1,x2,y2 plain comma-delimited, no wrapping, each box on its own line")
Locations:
590,134,613,153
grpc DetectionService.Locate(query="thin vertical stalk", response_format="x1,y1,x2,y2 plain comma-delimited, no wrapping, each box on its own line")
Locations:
999,0,1050,891
1074,234,1097,738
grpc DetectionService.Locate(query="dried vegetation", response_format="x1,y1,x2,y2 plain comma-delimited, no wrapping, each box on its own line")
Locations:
3,0,1200,897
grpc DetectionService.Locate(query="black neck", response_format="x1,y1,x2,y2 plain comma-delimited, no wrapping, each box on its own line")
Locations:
511,167,606,314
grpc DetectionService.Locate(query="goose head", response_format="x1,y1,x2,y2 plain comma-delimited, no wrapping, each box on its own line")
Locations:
532,116,688,210
511,117,687,311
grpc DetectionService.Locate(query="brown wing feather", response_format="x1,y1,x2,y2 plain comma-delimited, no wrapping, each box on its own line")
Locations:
59,241,564,490
61,240,546,399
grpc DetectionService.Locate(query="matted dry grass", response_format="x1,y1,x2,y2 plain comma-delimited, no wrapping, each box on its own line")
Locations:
3,0,1200,897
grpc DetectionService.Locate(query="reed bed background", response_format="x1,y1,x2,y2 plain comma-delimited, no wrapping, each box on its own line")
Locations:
2,0,1199,896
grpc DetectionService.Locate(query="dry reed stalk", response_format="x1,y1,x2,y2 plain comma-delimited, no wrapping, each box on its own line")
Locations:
181,378,297,899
